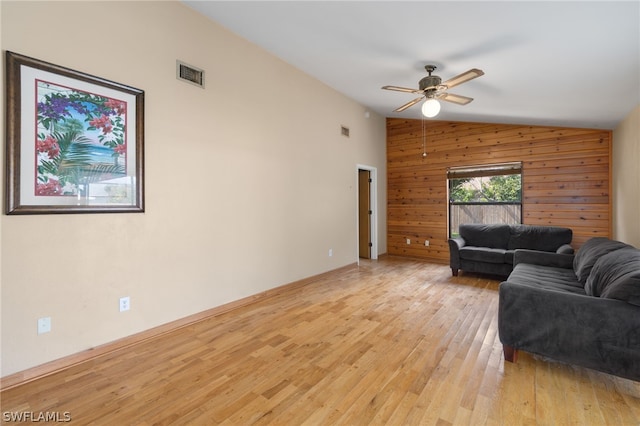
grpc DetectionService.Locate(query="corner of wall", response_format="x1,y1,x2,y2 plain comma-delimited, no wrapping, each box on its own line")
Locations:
612,105,640,246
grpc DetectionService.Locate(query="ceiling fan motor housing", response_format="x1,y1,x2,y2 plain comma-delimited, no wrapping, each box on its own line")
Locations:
419,75,441,92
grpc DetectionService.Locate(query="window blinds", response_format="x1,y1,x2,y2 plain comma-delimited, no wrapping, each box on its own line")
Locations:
447,162,522,179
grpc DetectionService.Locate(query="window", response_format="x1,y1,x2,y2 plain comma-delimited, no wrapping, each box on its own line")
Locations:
447,162,522,237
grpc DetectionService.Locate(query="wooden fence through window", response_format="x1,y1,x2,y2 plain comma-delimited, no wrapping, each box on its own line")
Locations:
450,203,522,236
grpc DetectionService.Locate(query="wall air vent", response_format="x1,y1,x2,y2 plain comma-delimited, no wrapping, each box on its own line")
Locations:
176,60,205,88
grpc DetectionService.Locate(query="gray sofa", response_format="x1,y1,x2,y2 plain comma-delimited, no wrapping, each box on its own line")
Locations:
448,224,574,277
498,237,640,381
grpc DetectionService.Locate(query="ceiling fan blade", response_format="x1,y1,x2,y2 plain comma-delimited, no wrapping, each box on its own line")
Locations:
441,68,484,89
438,92,474,105
382,85,423,94
394,97,424,112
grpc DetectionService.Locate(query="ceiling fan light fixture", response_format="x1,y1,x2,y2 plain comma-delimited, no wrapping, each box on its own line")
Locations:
422,98,441,117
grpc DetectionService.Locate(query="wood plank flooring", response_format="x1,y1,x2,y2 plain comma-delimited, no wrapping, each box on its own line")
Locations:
1,257,639,425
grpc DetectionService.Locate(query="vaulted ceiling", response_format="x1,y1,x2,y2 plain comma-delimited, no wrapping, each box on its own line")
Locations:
183,1,639,130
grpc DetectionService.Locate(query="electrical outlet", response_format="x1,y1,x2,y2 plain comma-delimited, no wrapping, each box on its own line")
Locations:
328,248,333,257
38,317,51,334
424,240,430,246
119,296,130,312
406,238,411,245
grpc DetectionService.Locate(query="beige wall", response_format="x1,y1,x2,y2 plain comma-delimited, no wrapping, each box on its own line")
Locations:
0,1,387,376
612,105,640,246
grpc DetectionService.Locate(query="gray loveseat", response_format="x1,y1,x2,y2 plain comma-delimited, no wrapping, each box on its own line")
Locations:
498,237,640,381
448,224,574,277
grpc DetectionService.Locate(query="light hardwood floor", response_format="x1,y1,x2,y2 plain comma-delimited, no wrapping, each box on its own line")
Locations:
1,257,639,425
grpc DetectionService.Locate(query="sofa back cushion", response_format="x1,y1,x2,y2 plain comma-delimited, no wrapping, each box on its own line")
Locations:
459,224,511,249
573,237,633,284
507,225,572,252
585,248,640,306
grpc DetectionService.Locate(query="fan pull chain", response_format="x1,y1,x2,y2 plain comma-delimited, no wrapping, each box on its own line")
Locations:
422,115,427,158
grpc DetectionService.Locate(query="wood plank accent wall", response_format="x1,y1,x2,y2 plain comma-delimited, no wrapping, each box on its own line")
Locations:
387,118,612,263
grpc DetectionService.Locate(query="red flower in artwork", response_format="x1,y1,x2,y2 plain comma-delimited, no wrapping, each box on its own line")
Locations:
104,98,126,115
89,114,111,129
89,114,115,135
36,179,63,196
36,135,60,158
114,144,127,155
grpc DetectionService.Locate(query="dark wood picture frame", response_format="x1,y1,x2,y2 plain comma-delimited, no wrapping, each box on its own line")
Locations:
5,51,145,214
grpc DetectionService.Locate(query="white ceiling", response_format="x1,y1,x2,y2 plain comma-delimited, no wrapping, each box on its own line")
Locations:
182,1,640,129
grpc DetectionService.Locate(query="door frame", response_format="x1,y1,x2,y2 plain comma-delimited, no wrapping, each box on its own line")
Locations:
356,164,378,261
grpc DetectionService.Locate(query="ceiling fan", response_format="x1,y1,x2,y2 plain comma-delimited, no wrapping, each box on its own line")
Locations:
382,65,484,117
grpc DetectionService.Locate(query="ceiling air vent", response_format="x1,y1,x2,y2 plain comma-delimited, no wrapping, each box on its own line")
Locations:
341,126,350,137
177,60,204,88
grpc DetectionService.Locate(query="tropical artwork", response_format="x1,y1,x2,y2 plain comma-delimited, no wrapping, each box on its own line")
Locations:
6,51,144,214
35,80,128,200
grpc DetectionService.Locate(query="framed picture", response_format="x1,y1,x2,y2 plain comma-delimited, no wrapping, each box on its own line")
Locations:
5,51,144,214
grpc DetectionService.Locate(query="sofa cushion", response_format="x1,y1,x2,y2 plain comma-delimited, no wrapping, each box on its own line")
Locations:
573,237,633,284
507,225,572,252
459,224,511,249
585,248,640,306
459,246,506,264
507,263,585,293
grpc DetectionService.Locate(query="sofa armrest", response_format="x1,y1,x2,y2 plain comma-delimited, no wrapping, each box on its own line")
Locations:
448,237,466,273
449,236,466,250
513,249,574,269
556,243,574,255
